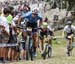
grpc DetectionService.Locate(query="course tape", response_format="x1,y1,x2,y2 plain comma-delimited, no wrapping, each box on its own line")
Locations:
0,36,74,47
0,43,18,47
53,36,75,39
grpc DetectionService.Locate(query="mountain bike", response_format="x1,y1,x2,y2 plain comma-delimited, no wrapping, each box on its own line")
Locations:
42,36,52,59
67,35,74,56
26,27,34,61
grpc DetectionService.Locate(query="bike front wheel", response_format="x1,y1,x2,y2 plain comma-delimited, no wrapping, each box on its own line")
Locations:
48,46,52,58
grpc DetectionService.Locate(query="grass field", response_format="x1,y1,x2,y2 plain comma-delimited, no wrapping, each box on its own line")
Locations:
7,30,75,64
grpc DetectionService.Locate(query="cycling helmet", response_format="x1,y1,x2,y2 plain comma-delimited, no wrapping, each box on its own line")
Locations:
67,21,72,25
32,8,39,14
42,22,48,28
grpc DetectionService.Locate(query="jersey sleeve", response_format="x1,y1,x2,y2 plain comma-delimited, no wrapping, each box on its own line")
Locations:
21,12,31,19
38,13,42,20
72,25,75,30
64,26,67,32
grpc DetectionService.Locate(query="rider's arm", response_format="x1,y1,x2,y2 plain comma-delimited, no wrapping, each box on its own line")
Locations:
71,25,75,37
18,12,31,25
62,26,67,37
48,26,54,36
72,25,75,31
37,14,43,27
18,17,22,25
39,19,43,27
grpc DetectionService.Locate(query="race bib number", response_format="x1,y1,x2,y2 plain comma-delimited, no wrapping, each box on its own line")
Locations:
27,28,32,31
68,36,71,38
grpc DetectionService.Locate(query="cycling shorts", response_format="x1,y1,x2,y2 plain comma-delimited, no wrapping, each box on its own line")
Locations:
40,32,48,39
26,22,38,34
26,22,37,28
66,33,74,40
40,29,53,39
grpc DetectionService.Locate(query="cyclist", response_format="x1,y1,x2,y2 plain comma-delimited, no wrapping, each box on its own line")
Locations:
62,20,75,56
40,22,54,55
18,8,42,57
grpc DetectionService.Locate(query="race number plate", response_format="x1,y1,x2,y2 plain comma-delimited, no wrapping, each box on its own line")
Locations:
68,36,71,38
27,28,32,31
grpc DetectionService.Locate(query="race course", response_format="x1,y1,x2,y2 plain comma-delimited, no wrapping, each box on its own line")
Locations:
9,35,75,64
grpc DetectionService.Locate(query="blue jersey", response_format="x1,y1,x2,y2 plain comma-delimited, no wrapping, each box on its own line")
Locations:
22,11,42,23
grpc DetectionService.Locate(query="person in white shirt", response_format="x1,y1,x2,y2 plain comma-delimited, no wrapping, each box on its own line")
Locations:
0,7,10,62
0,16,9,36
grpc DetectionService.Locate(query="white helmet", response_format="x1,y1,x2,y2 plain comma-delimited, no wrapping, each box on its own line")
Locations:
32,8,39,14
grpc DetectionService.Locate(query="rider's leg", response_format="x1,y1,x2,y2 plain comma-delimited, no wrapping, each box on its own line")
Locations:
72,37,74,48
33,33,38,56
48,35,52,44
66,38,72,55
40,32,44,53
40,39,44,52
70,38,73,50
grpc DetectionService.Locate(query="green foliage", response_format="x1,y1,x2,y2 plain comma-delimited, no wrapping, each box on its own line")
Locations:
64,0,75,11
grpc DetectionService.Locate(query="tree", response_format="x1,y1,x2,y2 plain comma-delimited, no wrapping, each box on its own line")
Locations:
64,0,75,11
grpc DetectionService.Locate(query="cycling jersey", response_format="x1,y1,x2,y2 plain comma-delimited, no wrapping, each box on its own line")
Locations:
64,25,75,36
40,28,53,39
22,11,42,34
22,11,42,24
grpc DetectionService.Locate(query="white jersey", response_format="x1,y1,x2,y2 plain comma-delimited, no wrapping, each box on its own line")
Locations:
48,25,53,31
0,16,9,34
64,25,75,34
